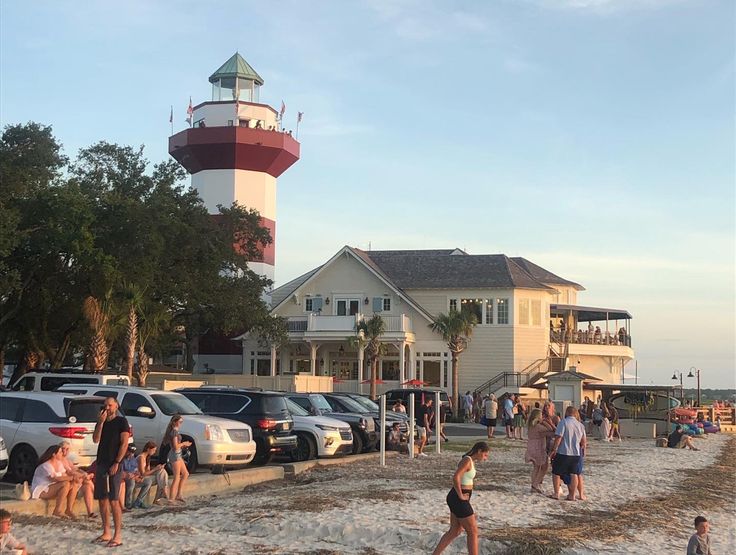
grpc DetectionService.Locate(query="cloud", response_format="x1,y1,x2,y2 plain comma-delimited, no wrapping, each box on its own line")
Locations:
531,0,689,15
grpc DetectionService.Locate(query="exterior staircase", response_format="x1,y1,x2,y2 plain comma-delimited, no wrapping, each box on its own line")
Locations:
473,347,568,397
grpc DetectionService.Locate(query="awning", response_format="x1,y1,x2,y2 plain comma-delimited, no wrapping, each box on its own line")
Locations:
550,304,632,322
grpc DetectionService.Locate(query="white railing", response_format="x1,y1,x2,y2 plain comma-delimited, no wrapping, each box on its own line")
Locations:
287,313,413,334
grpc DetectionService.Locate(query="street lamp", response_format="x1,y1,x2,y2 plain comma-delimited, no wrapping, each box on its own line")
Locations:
687,367,701,407
671,371,684,402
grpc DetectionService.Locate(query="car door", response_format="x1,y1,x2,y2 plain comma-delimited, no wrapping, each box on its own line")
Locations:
119,392,158,445
0,395,24,448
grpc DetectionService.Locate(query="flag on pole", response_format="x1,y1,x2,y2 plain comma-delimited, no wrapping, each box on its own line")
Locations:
279,100,286,119
297,111,304,123
169,105,173,124
186,97,193,126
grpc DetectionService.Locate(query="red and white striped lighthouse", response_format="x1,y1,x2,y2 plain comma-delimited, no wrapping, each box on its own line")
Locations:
169,53,300,284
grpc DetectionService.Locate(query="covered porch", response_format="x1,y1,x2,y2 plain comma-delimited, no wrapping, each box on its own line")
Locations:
550,304,633,347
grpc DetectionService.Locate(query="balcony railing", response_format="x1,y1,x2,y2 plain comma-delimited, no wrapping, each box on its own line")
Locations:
550,330,631,347
286,313,412,334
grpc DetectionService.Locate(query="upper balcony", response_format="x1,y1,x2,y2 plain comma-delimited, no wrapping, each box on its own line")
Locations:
550,303,634,359
286,313,414,342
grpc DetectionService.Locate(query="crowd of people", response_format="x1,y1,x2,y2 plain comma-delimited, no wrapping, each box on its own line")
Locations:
550,321,631,347
21,396,192,549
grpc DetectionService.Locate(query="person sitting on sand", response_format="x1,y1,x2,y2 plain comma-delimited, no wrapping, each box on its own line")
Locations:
121,446,142,510
687,515,712,555
59,441,97,519
31,445,76,518
667,425,700,451
387,423,409,454
0,508,28,555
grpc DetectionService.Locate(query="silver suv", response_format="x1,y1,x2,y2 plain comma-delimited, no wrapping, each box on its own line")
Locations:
0,391,108,482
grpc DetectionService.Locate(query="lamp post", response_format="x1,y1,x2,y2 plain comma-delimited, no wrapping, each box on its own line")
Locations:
671,371,684,402
688,367,701,407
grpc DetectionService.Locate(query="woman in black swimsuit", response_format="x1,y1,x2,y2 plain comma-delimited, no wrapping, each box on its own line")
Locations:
432,441,490,555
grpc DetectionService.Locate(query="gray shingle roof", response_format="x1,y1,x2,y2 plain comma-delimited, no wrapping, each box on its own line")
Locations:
362,250,556,291
270,265,322,307
511,257,584,291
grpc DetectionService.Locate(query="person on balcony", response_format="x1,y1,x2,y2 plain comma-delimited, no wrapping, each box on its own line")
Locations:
594,326,602,344
587,322,594,343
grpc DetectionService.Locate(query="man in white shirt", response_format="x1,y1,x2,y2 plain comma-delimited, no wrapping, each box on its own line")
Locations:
549,406,587,500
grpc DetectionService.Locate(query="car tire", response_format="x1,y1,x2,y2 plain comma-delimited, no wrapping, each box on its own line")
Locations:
292,433,316,462
251,440,273,466
10,444,37,483
183,437,198,474
351,431,364,455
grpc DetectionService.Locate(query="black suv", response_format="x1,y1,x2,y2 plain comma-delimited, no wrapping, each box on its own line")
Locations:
285,393,377,454
177,387,297,466
383,388,453,417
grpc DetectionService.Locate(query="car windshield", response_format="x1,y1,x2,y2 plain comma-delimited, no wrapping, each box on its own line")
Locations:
286,398,309,416
333,395,369,413
350,396,379,411
150,393,203,416
310,394,334,412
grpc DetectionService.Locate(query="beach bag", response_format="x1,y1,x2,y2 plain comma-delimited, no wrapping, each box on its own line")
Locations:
15,481,30,501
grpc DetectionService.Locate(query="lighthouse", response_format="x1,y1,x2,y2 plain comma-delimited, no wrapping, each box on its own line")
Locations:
169,53,300,284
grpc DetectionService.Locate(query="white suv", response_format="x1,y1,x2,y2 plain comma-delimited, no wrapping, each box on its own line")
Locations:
0,391,109,482
285,398,353,461
10,371,130,392
56,384,256,471
0,436,9,481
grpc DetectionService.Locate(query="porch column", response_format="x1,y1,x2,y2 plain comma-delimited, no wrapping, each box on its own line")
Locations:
399,341,407,385
270,345,277,377
309,342,318,376
241,340,248,375
409,344,417,380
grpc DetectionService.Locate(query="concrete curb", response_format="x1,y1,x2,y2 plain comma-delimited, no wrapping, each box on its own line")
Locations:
0,466,284,517
282,451,399,476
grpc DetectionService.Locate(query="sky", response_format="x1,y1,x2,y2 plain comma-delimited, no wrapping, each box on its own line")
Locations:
1,0,734,388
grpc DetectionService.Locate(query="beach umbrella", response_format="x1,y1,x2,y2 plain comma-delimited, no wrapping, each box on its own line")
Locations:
361,378,386,384
402,379,428,386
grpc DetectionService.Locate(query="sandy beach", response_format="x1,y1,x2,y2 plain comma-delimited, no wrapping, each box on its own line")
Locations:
7,433,734,554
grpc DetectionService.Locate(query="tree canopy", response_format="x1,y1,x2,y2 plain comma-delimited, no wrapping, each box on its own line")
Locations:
0,122,284,378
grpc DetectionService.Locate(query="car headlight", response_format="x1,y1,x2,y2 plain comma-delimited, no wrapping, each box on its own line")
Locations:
316,424,339,431
204,424,225,441
359,418,367,429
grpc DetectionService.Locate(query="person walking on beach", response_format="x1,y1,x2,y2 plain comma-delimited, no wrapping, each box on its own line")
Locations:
415,398,432,457
525,408,556,494
483,394,498,439
463,392,473,422
549,406,586,501
503,395,514,439
92,396,131,548
163,414,191,503
687,516,712,555
432,441,490,555
513,395,526,440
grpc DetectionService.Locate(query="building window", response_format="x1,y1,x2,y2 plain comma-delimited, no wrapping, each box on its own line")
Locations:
519,299,530,325
239,119,250,127
382,360,399,381
305,298,313,312
449,299,458,312
531,300,542,326
485,299,493,324
227,120,234,126
383,298,391,311
461,298,482,323
497,298,509,324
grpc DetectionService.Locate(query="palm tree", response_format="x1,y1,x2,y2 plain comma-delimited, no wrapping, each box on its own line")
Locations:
82,295,112,372
120,283,144,383
430,309,478,415
356,315,386,400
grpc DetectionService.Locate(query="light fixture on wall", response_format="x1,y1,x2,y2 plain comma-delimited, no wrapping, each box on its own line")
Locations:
325,297,330,305
338,345,345,355
364,297,369,305
319,358,324,367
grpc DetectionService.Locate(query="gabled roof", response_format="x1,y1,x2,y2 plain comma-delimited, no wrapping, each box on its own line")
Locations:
363,250,556,291
209,52,264,86
270,266,322,307
511,257,584,291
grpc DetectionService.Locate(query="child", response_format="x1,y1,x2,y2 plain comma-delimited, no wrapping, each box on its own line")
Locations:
687,516,712,555
0,509,28,554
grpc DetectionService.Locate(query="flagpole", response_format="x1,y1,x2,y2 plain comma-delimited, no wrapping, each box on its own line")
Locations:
170,105,174,136
295,119,300,140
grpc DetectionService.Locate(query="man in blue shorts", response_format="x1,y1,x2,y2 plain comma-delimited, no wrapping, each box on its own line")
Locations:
549,406,587,500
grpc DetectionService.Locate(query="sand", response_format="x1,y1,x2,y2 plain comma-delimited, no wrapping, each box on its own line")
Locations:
7,433,734,554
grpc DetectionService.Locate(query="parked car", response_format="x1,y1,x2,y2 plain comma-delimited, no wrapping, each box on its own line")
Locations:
284,393,377,454
322,393,410,442
176,387,297,466
0,436,9,481
383,388,453,417
56,384,256,472
284,398,353,461
0,391,109,482
10,371,130,392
